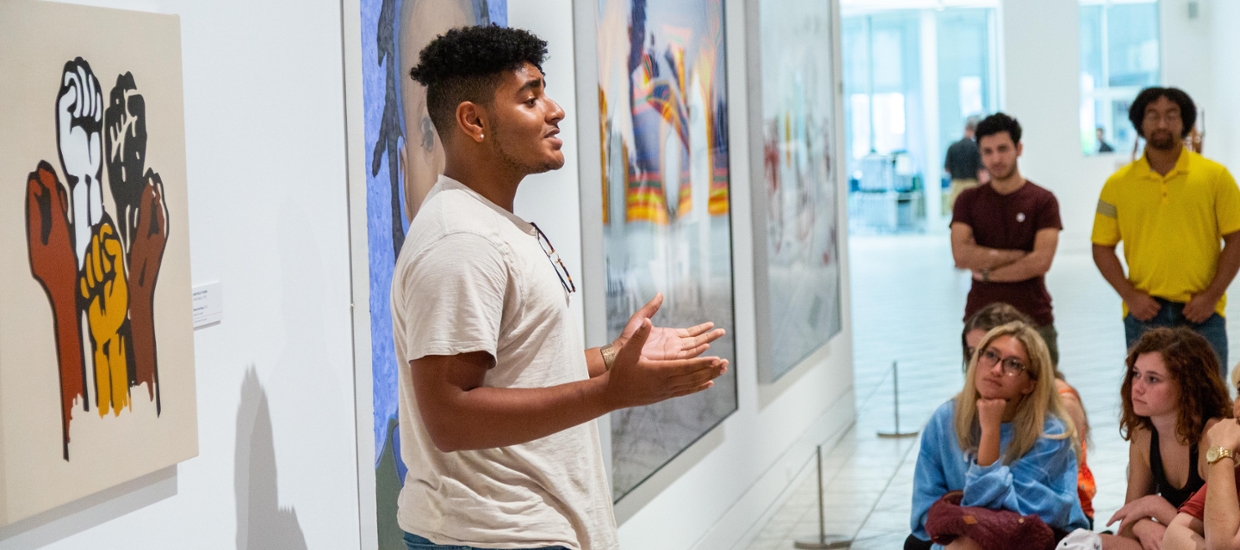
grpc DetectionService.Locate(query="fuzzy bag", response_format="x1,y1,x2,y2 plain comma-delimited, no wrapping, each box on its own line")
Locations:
925,491,1056,550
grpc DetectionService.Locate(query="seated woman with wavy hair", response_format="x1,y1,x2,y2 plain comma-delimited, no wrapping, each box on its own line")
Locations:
907,321,1088,550
1102,327,1231,550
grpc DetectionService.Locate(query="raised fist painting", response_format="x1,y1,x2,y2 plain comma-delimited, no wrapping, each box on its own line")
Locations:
23,58,170,458
1,2,196,527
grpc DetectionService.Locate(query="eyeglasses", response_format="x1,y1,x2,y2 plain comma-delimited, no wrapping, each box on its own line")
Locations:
531,223,576,295
978,347,1028,377
1143,111,1182,125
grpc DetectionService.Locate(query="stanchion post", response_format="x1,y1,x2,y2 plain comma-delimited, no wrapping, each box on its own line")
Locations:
877,361,919,438
794,445,851,549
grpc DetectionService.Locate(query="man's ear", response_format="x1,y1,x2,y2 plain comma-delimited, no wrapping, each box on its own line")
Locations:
1015,141,1024,157
455,102,486,144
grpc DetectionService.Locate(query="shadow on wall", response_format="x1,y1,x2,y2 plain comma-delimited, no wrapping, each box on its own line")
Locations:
0,466,176,548
235,366,307,550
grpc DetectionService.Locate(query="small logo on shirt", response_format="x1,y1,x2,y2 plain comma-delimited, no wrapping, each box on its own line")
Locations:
1016,212,1026,223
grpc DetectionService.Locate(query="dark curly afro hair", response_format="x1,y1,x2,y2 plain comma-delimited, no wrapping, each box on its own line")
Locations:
1128,87,1196,139
409,25,548,142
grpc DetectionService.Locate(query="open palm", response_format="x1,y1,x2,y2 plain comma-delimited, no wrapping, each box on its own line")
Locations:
616,293,725,361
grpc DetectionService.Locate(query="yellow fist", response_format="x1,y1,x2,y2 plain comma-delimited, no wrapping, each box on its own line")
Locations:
80,219,130,416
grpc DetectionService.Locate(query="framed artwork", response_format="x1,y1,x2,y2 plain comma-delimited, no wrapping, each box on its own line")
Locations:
747,0,842,384
0,1,197,526
352,0,507,547
594,0,738,501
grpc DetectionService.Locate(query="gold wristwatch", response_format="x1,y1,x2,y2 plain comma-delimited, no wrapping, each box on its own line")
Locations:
1207,446,1235,465
600,343,618,371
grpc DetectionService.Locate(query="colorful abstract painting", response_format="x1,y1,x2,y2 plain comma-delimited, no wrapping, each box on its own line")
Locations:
752,0,842,383
0,1,197,526
359,1,506,547
596,0,738,501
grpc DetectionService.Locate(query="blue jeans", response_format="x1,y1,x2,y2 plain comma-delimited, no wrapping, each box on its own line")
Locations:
1124,297,1227,376
404,532,570,550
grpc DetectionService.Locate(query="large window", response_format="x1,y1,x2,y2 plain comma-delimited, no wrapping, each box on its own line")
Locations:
842,5,997,231
843,13,920,164
1080,0,1160,156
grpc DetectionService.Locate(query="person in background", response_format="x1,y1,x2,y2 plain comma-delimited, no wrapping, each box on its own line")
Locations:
961,303,1096,529
1161,366,1240,550
950,112,1064,366
945,115,984,213
1092,87,1240,373
1102,328,1231,550
1098,127,1115,153
907,321,1086,550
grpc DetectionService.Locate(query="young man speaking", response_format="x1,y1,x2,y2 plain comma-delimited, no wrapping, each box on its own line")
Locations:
391,26,729,550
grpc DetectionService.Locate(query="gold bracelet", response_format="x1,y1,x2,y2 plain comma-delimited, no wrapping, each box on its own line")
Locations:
600,344,618,371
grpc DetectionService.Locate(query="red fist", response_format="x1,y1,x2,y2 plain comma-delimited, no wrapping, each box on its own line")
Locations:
25,161,87,460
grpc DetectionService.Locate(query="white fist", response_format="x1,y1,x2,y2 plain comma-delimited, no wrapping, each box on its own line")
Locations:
56,57,105,265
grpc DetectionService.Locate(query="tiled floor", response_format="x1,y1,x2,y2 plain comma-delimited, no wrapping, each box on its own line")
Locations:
741,231,1240,549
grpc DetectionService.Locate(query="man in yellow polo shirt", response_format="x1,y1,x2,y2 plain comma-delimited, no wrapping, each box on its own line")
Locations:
1092,87,1240,373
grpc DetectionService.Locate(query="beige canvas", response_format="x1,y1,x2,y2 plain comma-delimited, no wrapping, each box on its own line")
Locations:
0,0,197,526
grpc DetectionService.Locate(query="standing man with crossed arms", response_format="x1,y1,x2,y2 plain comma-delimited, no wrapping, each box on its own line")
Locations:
950,112,1064,366
391,26,728,550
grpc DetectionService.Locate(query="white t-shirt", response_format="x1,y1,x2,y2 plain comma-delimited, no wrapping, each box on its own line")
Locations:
390,176,618,550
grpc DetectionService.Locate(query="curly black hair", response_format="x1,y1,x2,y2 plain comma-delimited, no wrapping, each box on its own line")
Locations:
1128,87,1196,139
975,112,1022,145
409,25,548,143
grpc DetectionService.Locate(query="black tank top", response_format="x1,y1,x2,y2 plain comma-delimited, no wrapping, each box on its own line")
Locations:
1149,424,1205,508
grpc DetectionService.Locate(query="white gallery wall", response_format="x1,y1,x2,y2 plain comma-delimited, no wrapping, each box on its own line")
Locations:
1000,0,1239,253
2,0,360,548
1208,0,1240,171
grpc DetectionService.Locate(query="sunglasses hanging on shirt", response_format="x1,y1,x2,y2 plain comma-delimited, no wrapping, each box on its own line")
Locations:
531,222,576,295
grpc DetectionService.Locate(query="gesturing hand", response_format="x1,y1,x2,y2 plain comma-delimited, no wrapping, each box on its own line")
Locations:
604,319,728,410
57,58,105,264
615,293,726,361
976,398,1007,431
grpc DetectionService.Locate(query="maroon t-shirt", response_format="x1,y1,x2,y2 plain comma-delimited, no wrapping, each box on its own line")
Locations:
953,181,1062,326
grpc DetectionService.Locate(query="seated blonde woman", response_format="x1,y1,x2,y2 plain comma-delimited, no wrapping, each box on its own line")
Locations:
1103,328,1231,550
960,303,1097,528
907,321,1087,550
